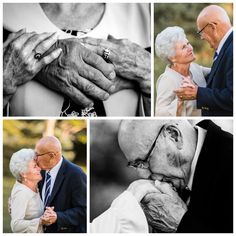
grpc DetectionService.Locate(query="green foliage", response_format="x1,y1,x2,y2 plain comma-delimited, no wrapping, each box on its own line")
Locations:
3,177,15,233
3,120,87,232
154,3,233,102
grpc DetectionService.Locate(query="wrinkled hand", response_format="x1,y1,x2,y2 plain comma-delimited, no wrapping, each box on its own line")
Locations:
41,207,57,226
127,179,161,202
81,35,151,95
141,180,187,232
3,29,62,107
175,85,198,100
181,77,195,89
35,38,116,107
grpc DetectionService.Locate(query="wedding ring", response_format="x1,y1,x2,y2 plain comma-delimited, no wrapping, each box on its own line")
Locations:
103,48,110,60
33,49,42,60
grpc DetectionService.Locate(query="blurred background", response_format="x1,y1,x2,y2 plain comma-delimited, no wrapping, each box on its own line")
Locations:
154,3,233,102
90,119,232,222
3,119,87,233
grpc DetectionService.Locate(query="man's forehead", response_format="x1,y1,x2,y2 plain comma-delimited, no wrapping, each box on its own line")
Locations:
118,120,167,161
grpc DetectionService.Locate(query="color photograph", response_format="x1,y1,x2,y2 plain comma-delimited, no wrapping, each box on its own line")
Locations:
154,3,233,116
3,119,87,233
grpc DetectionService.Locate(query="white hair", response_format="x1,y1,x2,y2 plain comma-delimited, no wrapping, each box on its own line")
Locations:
155,26,187,64
9,149,35,181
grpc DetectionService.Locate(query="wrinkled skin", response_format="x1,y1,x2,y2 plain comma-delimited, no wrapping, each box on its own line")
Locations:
141,181,187,232
3,29,61,107
82,36,151,94
35,38,116,107
81,35,151,114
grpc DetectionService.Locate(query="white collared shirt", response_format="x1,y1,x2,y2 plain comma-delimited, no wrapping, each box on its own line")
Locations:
216,27,233,56
187,125,207,191
42,157,63,204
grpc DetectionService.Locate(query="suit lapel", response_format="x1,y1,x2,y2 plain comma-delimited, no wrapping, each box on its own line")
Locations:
207,32,233,85
47,158,66,206
38,170,45,199
190,121,221,205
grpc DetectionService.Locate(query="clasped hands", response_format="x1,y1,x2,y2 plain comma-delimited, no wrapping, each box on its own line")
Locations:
127,179,187,233
4,29,150,108
40,206,57,226
175,76,198,101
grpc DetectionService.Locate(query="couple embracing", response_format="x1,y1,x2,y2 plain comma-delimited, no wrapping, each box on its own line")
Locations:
155,5,233,117
9,136,86,233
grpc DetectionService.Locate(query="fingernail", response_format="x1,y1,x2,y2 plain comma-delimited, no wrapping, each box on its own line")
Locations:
109,71,116,80
103,93,109,100
50,32,59,39
109,85,116,93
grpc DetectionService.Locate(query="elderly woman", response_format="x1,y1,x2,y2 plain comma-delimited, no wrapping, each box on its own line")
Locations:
9,149,54,233
155,26,209,116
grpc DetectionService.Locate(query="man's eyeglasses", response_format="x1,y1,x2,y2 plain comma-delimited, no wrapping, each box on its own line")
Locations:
196,23,210,36
127,126,164,169
35,151,53,157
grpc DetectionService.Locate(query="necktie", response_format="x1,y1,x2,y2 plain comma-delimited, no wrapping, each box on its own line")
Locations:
179,187,191,203
44,172,51,207
213,51,218,61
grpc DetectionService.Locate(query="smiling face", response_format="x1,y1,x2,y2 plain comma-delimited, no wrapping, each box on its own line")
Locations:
170,38,196,64
22,159,42,182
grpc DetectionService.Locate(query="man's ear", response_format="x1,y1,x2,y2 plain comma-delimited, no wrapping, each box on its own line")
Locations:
162,125,183,149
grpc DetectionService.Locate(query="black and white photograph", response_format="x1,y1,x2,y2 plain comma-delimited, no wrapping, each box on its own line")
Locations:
90,119,233,233
3,3,151,117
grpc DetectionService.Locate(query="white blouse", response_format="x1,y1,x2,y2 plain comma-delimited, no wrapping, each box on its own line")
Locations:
90,190,148,233
155,63,209,116
10,181,44,233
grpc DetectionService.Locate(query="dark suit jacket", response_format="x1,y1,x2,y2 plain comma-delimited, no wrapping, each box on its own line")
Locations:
38,157,87,233
177,120,233,232
197,32,233,116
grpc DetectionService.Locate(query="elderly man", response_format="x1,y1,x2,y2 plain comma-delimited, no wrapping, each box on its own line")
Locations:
175,5,233,116
35,136,86,233
118,119,233,232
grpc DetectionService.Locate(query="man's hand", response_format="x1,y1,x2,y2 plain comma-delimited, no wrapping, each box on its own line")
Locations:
141,181,187,232
81,35,151,95
41,207,57,225
3,29,62,107
127,179,161,202
175,85,198,100
36,38,116,108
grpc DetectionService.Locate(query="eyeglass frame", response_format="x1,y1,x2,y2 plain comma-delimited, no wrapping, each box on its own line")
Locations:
127,125,165,169
35,151,55,157
196,23,211,36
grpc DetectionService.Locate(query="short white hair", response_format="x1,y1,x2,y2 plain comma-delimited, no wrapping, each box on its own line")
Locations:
155,26,187,63
9,149,35,181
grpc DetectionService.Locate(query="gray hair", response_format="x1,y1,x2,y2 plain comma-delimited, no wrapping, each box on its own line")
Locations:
9,149,35,181
155,26,187,64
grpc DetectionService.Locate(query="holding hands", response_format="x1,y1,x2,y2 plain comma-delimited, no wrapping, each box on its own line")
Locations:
81,35,151,96
3,29,62,107
175,77,198,101
40,207,57,226
141,180,187,232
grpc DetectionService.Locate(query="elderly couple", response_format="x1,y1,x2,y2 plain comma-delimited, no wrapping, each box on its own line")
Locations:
155,5,233,116
9,136,86,233
3,3,151,117
91,119,233,233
